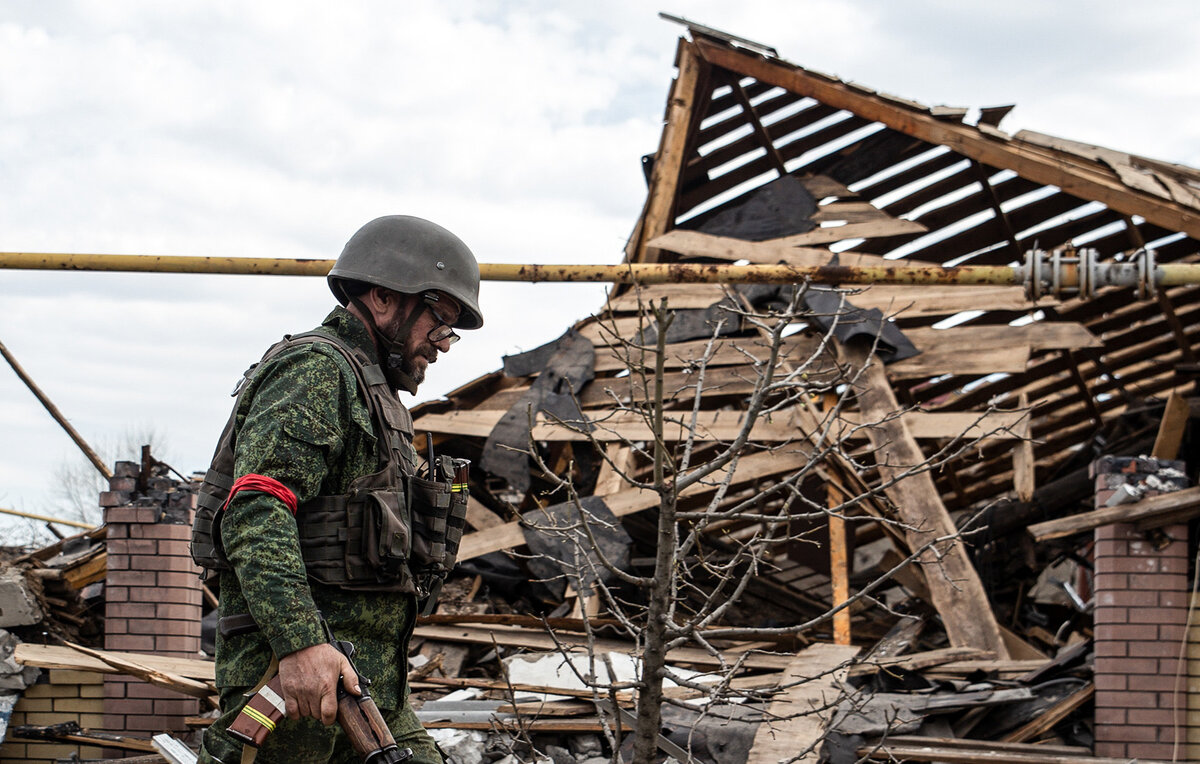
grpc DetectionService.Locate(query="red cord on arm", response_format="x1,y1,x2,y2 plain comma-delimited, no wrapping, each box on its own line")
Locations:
222,474,298,515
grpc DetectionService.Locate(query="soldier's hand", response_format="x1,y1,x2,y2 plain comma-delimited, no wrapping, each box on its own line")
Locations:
278,642,361,725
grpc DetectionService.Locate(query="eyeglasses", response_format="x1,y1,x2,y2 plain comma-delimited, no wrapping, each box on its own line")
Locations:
423,293,460,345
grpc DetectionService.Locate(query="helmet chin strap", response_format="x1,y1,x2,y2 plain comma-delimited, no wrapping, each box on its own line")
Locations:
349,295,425,394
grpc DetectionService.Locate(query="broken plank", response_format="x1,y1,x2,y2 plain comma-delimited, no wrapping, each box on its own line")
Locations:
901,323,1101,351
842,342,1009,658
457,448,812,561
888,343,1030,379
419,407,1023,443
1012,394,1035,503
648,229,843,265
412,623,795,671
1152,389,1190,460
846,647,993,678
1027,485,1200,541
746,643,860,764
14,643,214,680
1001,682,1094,743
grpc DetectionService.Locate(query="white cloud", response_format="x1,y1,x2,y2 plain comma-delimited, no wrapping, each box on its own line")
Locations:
0,2,1197,539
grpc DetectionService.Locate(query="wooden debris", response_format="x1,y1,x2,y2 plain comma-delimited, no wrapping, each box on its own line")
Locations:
746,643,859,764
1027,484,1200,541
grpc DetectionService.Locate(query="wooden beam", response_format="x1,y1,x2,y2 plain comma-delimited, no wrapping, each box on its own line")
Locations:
693,39,1200,239
637,40,705,263
728,74,788,174
1152,389,1190,460
828,479,852,646
416,408,1025,442
1012,394,1035,503
842,342,1009,657
1001,682,1094,743
413,623,794,671
745,643,860,764
1028,485,1200,541
456,447,812,561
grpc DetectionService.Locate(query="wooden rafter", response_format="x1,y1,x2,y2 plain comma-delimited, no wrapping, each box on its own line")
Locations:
693,38,1200,239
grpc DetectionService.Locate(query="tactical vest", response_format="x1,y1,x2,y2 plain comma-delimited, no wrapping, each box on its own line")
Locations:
189,331,469,605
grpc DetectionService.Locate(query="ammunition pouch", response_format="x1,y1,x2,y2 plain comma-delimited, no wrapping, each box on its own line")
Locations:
189,326,469,606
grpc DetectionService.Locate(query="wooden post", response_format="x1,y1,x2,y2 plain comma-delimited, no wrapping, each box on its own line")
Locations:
828,480,852,646
1012,393,1035,502
1152,389,1190,460
842,342,1009,658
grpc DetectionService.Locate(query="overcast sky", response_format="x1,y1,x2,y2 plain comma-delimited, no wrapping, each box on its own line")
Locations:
1,1,1197,542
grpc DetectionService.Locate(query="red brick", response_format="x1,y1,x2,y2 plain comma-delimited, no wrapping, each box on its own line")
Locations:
1129,743,1175,758
134,524,192,540
106,570,157,587
101,494,136,511
129,554,199,573
1158,657,1184,674
128,619,197,637
1129,573,1169,590
105,698,153,714
155,635,200,653
153,699,199,715
1129,641,1179,658
123,714,177,732
106,585,129,603
105,634,155,651
1101,623,1158,641
1096,590,1145,608
122,539,160,555
156,571,200,588
1094,674,1127,691
109,602,158,619
1160,590,1190,608
1093,607,1128,625
1094,539,1128,557
1159,556,1189,574
1126,707,1178,726
1159,623,1186,641
1094,741,1126,757
1114,725,1160,742
1095,641,1128,657
156,603,200,620
1128,606,1186,624
1128,674,1180,692
106,554,130,570
106,523,128,539
1094,707,1126,725
125,683,186,699
130,586,199,604
108,476,138,491
105,618,128,635
1093,572,1128,589
1094,690,1157,707
1095,522,1135,540
1098,657,1159,674
1104,557,1164,573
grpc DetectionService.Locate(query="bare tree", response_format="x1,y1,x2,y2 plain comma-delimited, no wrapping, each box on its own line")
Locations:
514,284,1015,764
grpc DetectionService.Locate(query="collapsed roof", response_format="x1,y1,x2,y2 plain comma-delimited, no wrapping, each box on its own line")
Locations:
410,19,1200,662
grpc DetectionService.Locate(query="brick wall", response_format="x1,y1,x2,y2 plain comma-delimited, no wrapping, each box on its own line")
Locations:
103,459,203,738
1091,455,1190,760
0,669,105,763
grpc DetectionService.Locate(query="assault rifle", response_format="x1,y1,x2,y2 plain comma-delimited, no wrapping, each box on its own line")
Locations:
222,615,413,763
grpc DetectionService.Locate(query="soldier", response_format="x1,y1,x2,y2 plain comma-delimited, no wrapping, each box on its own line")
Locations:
193,216,483,763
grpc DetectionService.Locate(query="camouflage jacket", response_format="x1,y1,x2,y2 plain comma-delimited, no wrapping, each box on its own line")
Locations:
215,306,417,709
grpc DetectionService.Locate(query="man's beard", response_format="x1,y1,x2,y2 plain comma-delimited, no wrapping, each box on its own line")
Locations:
382,315,433,387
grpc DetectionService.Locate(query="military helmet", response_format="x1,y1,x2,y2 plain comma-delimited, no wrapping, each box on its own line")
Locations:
328,215,484,330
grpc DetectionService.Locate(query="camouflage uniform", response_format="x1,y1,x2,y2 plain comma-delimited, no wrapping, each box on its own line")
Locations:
198,307,441,764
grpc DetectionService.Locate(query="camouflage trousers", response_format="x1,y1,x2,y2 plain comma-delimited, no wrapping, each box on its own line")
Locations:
197,684,443,764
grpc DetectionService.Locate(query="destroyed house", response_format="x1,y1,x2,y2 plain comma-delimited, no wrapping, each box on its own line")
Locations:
4,18,1200,764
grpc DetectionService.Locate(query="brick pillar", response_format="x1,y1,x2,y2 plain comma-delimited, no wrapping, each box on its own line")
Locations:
103,459,202,737
1091,455,1189,760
